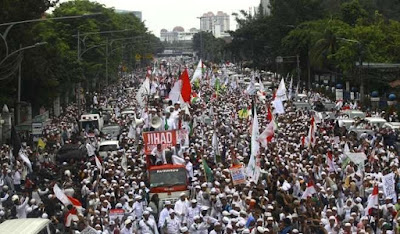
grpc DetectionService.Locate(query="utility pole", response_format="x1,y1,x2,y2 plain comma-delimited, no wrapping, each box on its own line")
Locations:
17,45,21,125
106,37,109,87
77,30,81,116
296,54,300,86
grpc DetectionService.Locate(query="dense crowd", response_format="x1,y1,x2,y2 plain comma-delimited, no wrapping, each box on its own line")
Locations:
1,59,400,234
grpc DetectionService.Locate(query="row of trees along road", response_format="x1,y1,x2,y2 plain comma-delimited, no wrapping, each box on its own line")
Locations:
0,0,163,114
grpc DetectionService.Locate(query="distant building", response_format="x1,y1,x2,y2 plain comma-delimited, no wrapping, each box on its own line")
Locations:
115,9,142,21
260,0,271,16
160,27,199,43
200,11,230,38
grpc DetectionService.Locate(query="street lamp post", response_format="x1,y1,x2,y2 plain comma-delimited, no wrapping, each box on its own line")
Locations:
338,38,364,101
197,17,205,60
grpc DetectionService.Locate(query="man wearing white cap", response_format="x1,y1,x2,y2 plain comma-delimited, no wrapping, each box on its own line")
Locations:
163,210,181,234
133,195,144,220
158,201,173,230
121,218,134,234
138,210,159,234
174,193,189,223
186,199,201,227
189,215,208,234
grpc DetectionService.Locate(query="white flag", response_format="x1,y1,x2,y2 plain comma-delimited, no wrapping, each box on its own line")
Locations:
276,78,287,101
288,76,293,100
121,153,128,172
246,108,261,183
168,80,182,104
128,124,135,139
272,99,285,114
136,78,151,107
212,131,219,160
53,184,70,206
18,151,32,172
191,60,203,83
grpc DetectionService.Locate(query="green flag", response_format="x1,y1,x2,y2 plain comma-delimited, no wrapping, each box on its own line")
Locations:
164,118,169,130
202,158,214,182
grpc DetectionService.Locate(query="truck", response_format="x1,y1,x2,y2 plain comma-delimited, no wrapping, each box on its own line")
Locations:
147,162,189,205
79,113,104,131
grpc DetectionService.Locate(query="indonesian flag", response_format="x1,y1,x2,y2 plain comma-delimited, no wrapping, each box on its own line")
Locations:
95,156,103,173
301,181,317,199
53,184,82,209
308,116,316,148
267,105,273,122
259,120,275,148
180,68,192,103
64,207,79,227
366,185,379,215
301,135,307,147
327,151,337,172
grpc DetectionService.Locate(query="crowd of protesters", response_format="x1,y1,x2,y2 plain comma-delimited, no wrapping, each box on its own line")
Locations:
0,59,400,234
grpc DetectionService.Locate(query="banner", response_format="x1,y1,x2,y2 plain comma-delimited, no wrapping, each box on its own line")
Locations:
109,209,125,222
230,165,246,185
382,173,396,203
143,130,178,155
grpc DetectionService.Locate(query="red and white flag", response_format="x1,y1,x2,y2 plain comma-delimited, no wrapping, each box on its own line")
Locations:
259,120,275,148
301,181,317,199
307,116,316,148
95,156,103,173
366,185,379,215
53,184,82,209
64,207,79,227
327,151,337,172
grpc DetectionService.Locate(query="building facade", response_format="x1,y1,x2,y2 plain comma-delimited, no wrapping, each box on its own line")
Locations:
200,11,230,38
160,27,199,43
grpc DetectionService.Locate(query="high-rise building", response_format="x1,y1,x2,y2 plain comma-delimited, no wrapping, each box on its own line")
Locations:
260,0,271,16
200,11,230,38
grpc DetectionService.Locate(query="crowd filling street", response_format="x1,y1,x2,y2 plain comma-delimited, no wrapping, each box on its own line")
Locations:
2,58,400,234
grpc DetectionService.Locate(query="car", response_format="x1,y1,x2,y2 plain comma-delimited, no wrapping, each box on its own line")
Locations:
364,117,387,128
98,140,120,158
340,110,366,119
293,101,312,111
337,119,355,129
0,218,53,234
56,144,87,162
383,122,400,130
101,125,121,140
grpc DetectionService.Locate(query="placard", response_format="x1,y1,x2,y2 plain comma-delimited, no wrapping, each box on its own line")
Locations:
109,209,125,222
230,165,246,185
143,130,178,155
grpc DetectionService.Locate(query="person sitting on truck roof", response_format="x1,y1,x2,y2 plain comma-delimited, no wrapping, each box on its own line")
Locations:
151,144,166,165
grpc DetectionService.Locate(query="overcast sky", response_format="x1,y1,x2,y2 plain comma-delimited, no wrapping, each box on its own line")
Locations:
60,0,260,37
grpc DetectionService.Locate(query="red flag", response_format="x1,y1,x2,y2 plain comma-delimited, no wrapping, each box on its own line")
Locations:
66,196,82,209
180,69,191,103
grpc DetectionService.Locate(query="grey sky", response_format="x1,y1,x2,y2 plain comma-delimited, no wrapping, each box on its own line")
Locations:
61,0,260,37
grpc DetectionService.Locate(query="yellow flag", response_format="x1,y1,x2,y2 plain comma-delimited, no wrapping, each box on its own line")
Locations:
37,138,46,149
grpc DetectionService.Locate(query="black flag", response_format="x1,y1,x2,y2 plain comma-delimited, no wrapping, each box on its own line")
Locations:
11,126,21,157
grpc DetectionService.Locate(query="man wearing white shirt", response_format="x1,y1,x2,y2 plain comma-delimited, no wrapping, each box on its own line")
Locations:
151,144,166,165
185,157,194,179
138,210,159,234
158,201,173,230
174,193,189,224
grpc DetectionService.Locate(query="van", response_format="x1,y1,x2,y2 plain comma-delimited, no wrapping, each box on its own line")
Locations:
364,117,387,128
98,140,120,158
80,114,104,131
0,218,52,234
